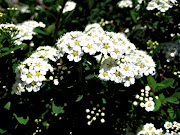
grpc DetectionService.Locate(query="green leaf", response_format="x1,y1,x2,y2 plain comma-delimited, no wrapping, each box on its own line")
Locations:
159,93,165,101
4,101,11,110
0,129,7,134
13,113,29,125
85,74,94,80
85,66,90,71
88,0,94,9
130,10,138,23
52,103,63,114
164,97,179,104
147,75,157,92
171,92,180,99
156,78,174,91
102,98,106,104
0,44,25,58
154,98,161,112
167,108,175,119
34,28,48,35
153,43,163,54
44,24,55,34
42,121,49,129
76,95,83,102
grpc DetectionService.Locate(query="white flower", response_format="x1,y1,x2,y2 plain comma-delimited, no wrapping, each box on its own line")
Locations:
54,79,59,85
110,45,124,59
144,123,156,132
117,0,133,8
146,1,158,10
32,70,45,82
144,100,155,112
170,0,177,3
137,130,145,135
81,39,98,55
155,128,164,135
133,101,138,106
26,81,42,92
157,3,171,12
84,23,102,33
110,66,123,83
98,66,111,81
13,81,26,95
21,68,34,84
140,102,145,108
67,46,83,62
164,121,173,129
63,1,76,13
123,76,135,87
31,46,58,62
145,85,151,91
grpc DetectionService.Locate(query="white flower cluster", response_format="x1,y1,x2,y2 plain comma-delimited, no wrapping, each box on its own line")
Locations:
147,0,177,12
137,123,163,135
30,46,58,62
133,85,158,112
137,121,180,135
0,20,45,45
117,0,143,10
57,23,135,62
164,121,180,134
117,0,133,8
162,42,180,62
13,46,57,95
63,1,76,13
56,23,156,87
99,50,156,87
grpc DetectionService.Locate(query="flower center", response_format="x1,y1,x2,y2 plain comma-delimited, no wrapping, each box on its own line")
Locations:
114,71,120,77
36,63,41,67
124,66,129,71
87,44,92,49
114,48,119,54
36,72,41,77
73,51,78,56
26,73,32,78
148,103,152,107
103,72,108,77
103,44,109,49
74,40,79,45
140,64,144,68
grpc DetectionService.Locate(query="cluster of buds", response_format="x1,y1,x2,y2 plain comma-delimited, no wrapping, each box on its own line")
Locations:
146,40,159,53
99,18,114,26
85,104,105,125
33,119,42,135
133,85,159,112
173,71,180,78
164,121,180,135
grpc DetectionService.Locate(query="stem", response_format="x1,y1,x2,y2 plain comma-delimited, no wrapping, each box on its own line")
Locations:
52,0,68,44
35,0,49,10
78,60,83,85
97,53,104,69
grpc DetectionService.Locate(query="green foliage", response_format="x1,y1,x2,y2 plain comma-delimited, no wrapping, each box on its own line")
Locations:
4,101,11,110
75,95,83,102
13,113,29,125
52,102,64,114
156,78,175,91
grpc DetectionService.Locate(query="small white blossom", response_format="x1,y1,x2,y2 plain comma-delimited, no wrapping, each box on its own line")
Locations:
144,100,155,112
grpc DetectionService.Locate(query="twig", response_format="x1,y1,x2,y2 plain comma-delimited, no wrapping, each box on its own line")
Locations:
52,0,68,44
35,0,49,10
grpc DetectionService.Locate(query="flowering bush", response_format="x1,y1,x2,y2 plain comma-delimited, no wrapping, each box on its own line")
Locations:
0,0,180,134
